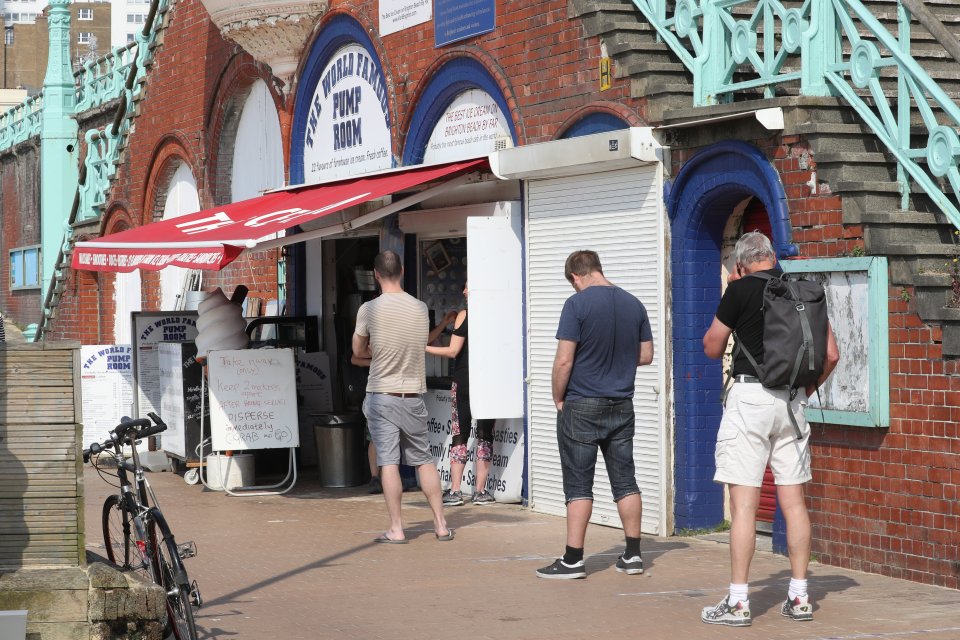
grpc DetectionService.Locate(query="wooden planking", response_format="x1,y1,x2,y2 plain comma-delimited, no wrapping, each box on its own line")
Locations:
0,343,83,569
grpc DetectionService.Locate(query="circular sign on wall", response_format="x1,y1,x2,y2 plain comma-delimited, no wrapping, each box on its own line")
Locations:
302,43,392,183
423,89,512,164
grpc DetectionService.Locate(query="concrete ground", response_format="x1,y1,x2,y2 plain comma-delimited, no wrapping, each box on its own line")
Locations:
83,466,960,640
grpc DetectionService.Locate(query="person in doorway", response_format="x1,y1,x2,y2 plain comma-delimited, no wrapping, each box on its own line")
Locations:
537,250,654,579
700,231,839,626
350,352,383,495
353,250,453,543
426,283,497,507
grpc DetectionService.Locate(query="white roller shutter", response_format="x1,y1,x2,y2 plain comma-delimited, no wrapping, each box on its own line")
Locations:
526,165,668,535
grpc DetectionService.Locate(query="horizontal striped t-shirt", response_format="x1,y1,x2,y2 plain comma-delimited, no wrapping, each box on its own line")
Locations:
354,292,428,394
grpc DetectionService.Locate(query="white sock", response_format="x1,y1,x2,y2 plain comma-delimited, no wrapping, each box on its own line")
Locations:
788,578,808,600
728,583,748,606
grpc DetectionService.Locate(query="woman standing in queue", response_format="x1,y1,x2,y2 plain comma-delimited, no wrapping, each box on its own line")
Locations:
426,282,496,506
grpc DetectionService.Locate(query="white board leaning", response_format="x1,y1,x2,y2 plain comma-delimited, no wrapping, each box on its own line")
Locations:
207,348,300,452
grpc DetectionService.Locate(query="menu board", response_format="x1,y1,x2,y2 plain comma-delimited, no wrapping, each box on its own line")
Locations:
158,342,208,461
207,348,300,451
80,345,135,448
132,312,199,419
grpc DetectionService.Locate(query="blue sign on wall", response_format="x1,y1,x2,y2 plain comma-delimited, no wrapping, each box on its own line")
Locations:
434,0,495,47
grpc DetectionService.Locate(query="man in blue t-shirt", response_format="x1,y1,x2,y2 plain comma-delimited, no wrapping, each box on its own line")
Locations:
536,250,654,580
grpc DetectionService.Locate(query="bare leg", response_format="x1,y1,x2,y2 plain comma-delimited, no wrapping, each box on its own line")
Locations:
728,484,761,584
776,484,811,579
475,459,491,493
379,464,405,540
417,463,450,537
449,461,466,492
566,498,593,549
616,493,642,539
367,442,379,478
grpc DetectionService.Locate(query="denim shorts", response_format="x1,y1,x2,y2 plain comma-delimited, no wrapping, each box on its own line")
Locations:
557,397,640,503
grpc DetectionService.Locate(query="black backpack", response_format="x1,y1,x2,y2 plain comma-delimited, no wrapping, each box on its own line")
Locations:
728,271,829,438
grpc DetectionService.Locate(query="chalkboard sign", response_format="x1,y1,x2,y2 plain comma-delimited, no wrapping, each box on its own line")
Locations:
207,348,300,451
158,342,207,461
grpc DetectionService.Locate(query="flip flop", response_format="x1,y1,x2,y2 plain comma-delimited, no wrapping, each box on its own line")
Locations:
374,533,408,544
435,529,455,542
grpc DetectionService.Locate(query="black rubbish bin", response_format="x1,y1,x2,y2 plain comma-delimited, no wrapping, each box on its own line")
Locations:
313,413,366,487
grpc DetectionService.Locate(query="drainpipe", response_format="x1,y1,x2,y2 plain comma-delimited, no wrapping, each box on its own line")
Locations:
899,0,960,64
39,0,79,318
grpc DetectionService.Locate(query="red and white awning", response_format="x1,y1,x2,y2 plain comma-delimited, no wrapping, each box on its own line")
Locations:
72,158,489,272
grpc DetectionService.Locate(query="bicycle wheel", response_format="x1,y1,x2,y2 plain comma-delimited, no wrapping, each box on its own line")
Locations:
101,495,153,580
150,512,199,640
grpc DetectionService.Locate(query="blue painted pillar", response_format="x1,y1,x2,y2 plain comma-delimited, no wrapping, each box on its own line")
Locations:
40,0,79,303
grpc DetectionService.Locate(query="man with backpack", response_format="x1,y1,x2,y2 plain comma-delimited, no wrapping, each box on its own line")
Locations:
700,231,839,627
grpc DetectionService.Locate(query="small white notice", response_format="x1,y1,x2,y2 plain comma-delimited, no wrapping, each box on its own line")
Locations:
207,348,300,451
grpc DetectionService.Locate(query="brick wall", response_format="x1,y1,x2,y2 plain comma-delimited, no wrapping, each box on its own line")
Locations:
0,143,41,328
49,0,959,589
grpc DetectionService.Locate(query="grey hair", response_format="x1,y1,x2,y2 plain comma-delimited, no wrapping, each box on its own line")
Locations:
735,231,775,266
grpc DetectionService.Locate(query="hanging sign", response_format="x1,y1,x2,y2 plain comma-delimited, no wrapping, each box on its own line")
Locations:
302,43,392,183
379,0,431,36
80,345,135,448
434,0,495,47
422,89,511,164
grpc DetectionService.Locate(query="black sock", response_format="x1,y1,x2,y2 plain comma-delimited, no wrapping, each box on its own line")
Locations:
624,536,641,558
563,546,584,565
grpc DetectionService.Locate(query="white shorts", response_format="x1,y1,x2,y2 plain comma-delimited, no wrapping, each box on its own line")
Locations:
714,382,812,487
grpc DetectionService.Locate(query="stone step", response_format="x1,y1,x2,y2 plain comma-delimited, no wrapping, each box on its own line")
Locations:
859,210,952,225
864,223,955,247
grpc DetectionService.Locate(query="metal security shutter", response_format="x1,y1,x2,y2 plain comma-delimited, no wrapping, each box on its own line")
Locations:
526,165,667,535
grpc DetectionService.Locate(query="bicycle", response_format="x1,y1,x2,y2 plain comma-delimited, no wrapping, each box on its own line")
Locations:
84,413,203,640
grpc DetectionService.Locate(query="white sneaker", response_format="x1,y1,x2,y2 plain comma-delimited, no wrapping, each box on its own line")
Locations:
781,595,813,621
701,598,751,626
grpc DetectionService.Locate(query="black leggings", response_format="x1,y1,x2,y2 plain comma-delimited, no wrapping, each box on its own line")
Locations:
450,377,494,463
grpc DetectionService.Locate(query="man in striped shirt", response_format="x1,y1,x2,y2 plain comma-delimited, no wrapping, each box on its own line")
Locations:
353,250,453,544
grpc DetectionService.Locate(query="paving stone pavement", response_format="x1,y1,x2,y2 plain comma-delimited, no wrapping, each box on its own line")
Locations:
83,467,960,640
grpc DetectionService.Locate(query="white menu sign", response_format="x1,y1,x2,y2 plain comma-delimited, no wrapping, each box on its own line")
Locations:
423,387,523,502
208,348,300,451
423,89,511,164
80,345,135,448
302,43,392,182
379,0,431,36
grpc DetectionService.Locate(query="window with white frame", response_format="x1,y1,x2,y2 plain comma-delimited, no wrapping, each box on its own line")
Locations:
78,32,92,44
126,32,135,43
127,14,145,23
10,245,40,290
4,29,13,46
78,8,93,20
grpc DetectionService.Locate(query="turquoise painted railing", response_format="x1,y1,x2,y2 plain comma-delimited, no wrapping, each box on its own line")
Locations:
74,0,168,221
39,0,169,338
631,0,960,226
75,44,137,112
0,94,44,150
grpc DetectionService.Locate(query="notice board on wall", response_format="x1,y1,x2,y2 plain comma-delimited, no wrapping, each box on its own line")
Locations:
80,345,135,448
207,348,300,451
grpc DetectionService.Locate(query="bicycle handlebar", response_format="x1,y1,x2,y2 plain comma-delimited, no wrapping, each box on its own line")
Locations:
83,413,169,462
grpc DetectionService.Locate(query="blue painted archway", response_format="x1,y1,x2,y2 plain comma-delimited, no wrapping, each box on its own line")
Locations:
401,57,516,165
667,140,796,531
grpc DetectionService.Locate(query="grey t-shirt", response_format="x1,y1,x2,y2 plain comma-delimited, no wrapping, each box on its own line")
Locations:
354,292,429,394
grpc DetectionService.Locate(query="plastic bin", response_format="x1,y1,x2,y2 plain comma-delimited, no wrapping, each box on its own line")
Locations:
313,413,366,487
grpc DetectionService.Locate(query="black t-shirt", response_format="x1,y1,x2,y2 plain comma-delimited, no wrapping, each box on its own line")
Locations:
452,313,470,382
715,267,782,377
